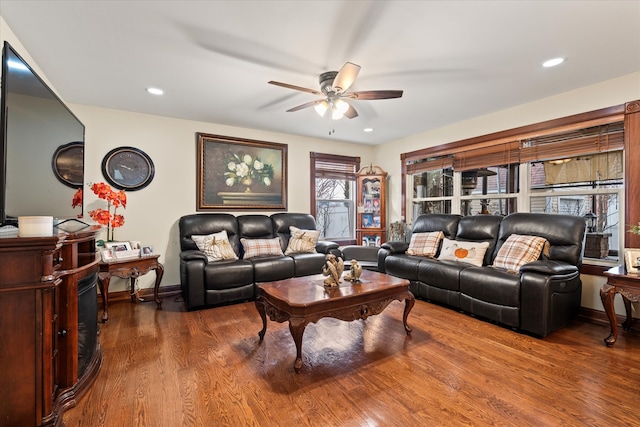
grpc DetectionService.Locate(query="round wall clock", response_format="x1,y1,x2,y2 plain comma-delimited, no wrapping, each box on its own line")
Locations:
52,141,84,188
101,146,155,191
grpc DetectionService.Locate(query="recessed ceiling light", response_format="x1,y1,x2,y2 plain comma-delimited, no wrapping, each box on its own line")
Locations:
363,128,373,132
542,57,565,68
145,87,164,95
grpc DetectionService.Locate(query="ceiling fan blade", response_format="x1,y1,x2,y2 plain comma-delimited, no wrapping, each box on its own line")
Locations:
344,104,358,119
332,62,361,93
286,100,321,112
268,80,322,95
346,90,403,100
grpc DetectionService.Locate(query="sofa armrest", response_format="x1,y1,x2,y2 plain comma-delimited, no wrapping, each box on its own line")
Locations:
519,261,582,337
381,241,409,254
179,250,207,310
316,240,339,254
519,260,578,276
180,249,208,263
377,242,408,273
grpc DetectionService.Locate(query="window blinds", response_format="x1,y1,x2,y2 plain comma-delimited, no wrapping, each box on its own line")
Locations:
311,153,358,180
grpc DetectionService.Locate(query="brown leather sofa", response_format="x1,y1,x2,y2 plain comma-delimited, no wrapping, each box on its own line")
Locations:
179,213,338,310
378,213,586,337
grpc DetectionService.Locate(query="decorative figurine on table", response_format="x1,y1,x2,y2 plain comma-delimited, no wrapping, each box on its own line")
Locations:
344,259,363,282
322,253,344,287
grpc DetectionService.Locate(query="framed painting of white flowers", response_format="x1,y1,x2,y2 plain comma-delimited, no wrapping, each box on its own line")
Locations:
197,133,287,210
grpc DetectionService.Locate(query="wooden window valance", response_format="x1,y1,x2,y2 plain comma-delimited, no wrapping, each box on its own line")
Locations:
310,153,359,180
406,156,454,175
519,122,624,163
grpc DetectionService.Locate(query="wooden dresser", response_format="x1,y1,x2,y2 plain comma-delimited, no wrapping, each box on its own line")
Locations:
0,225,102,427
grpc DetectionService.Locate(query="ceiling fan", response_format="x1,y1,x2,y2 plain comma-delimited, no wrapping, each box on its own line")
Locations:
268,62,403,120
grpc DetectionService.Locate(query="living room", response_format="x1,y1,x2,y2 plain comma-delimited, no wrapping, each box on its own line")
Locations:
1,1,640,426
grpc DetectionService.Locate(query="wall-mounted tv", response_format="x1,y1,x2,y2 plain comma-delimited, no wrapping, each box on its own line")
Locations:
1,41,85,226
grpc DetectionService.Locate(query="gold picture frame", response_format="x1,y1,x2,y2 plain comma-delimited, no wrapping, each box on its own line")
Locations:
196,133,287,210
624,249,640,274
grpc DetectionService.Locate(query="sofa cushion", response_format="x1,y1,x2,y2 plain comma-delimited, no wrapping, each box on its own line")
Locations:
251,256,295,282
289,252,327,277
284,226,319,255
406,231,444,257
204,259,254,290
492,234,549,273
417,258,469,292
191,230,239,262
459,266,521,307
241,237,284,259
437,238,490,267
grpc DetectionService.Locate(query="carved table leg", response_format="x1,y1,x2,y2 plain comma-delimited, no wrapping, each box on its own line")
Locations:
98,274,111,323
600,284,618,347
622,295,634,331
255,296,267,341
153,263,165,309
130,277,138,302
289,317,307,373
403,291,415,335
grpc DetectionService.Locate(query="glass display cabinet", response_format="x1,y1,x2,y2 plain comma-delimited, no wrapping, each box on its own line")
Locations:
356,165,387,246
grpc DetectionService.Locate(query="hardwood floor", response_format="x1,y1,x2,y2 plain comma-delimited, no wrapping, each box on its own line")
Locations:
64,296,640,426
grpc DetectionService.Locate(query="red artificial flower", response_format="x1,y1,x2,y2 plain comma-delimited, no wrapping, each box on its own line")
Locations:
110,214,125,228
71,188,83,208
88,208,111,226
79,182,128,241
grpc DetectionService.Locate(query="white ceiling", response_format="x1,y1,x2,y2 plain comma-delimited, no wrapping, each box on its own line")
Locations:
1,1,639,145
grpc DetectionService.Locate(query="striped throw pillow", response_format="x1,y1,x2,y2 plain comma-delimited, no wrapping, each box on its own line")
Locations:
284,226,320,255
191,230,238,262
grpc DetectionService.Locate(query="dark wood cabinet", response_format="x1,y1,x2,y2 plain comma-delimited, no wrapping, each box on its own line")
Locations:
356,165,387,246
0,226,102,427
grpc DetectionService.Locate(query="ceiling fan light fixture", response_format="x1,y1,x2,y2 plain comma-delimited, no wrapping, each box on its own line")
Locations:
334,99,349,114
331,108,344,120
314,100,329,117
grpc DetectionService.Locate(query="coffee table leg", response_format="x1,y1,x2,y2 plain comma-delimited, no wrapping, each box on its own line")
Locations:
289,317,306,373
255,297,267,341
403,291,415,335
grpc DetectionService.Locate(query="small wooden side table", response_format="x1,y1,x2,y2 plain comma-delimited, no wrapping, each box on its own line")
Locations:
98,255,164,322
601,265,640,346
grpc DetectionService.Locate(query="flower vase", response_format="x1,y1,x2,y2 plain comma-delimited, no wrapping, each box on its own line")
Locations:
241,177,253,192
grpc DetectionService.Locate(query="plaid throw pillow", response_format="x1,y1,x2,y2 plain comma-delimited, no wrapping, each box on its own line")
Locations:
492,234,549,273
406,231,444,257
191,230,238,262
241,237,284,259
284,226,320,255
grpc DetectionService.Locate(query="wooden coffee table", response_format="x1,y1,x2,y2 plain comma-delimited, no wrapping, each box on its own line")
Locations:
255,269,414,373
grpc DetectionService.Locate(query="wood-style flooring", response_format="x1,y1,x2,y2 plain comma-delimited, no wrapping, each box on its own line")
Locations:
63,295,640,426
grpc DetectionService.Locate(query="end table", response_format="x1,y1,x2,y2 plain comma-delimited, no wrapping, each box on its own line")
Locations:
98,254,164,322
601,265,640,346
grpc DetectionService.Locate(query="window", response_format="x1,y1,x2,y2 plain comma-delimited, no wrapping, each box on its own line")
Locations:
401,103,637,265
310,153,360,244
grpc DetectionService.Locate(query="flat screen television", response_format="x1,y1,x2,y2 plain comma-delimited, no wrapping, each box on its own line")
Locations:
0,41,85,226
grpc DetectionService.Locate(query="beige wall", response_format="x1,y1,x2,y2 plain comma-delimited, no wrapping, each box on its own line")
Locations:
71,104,375,291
